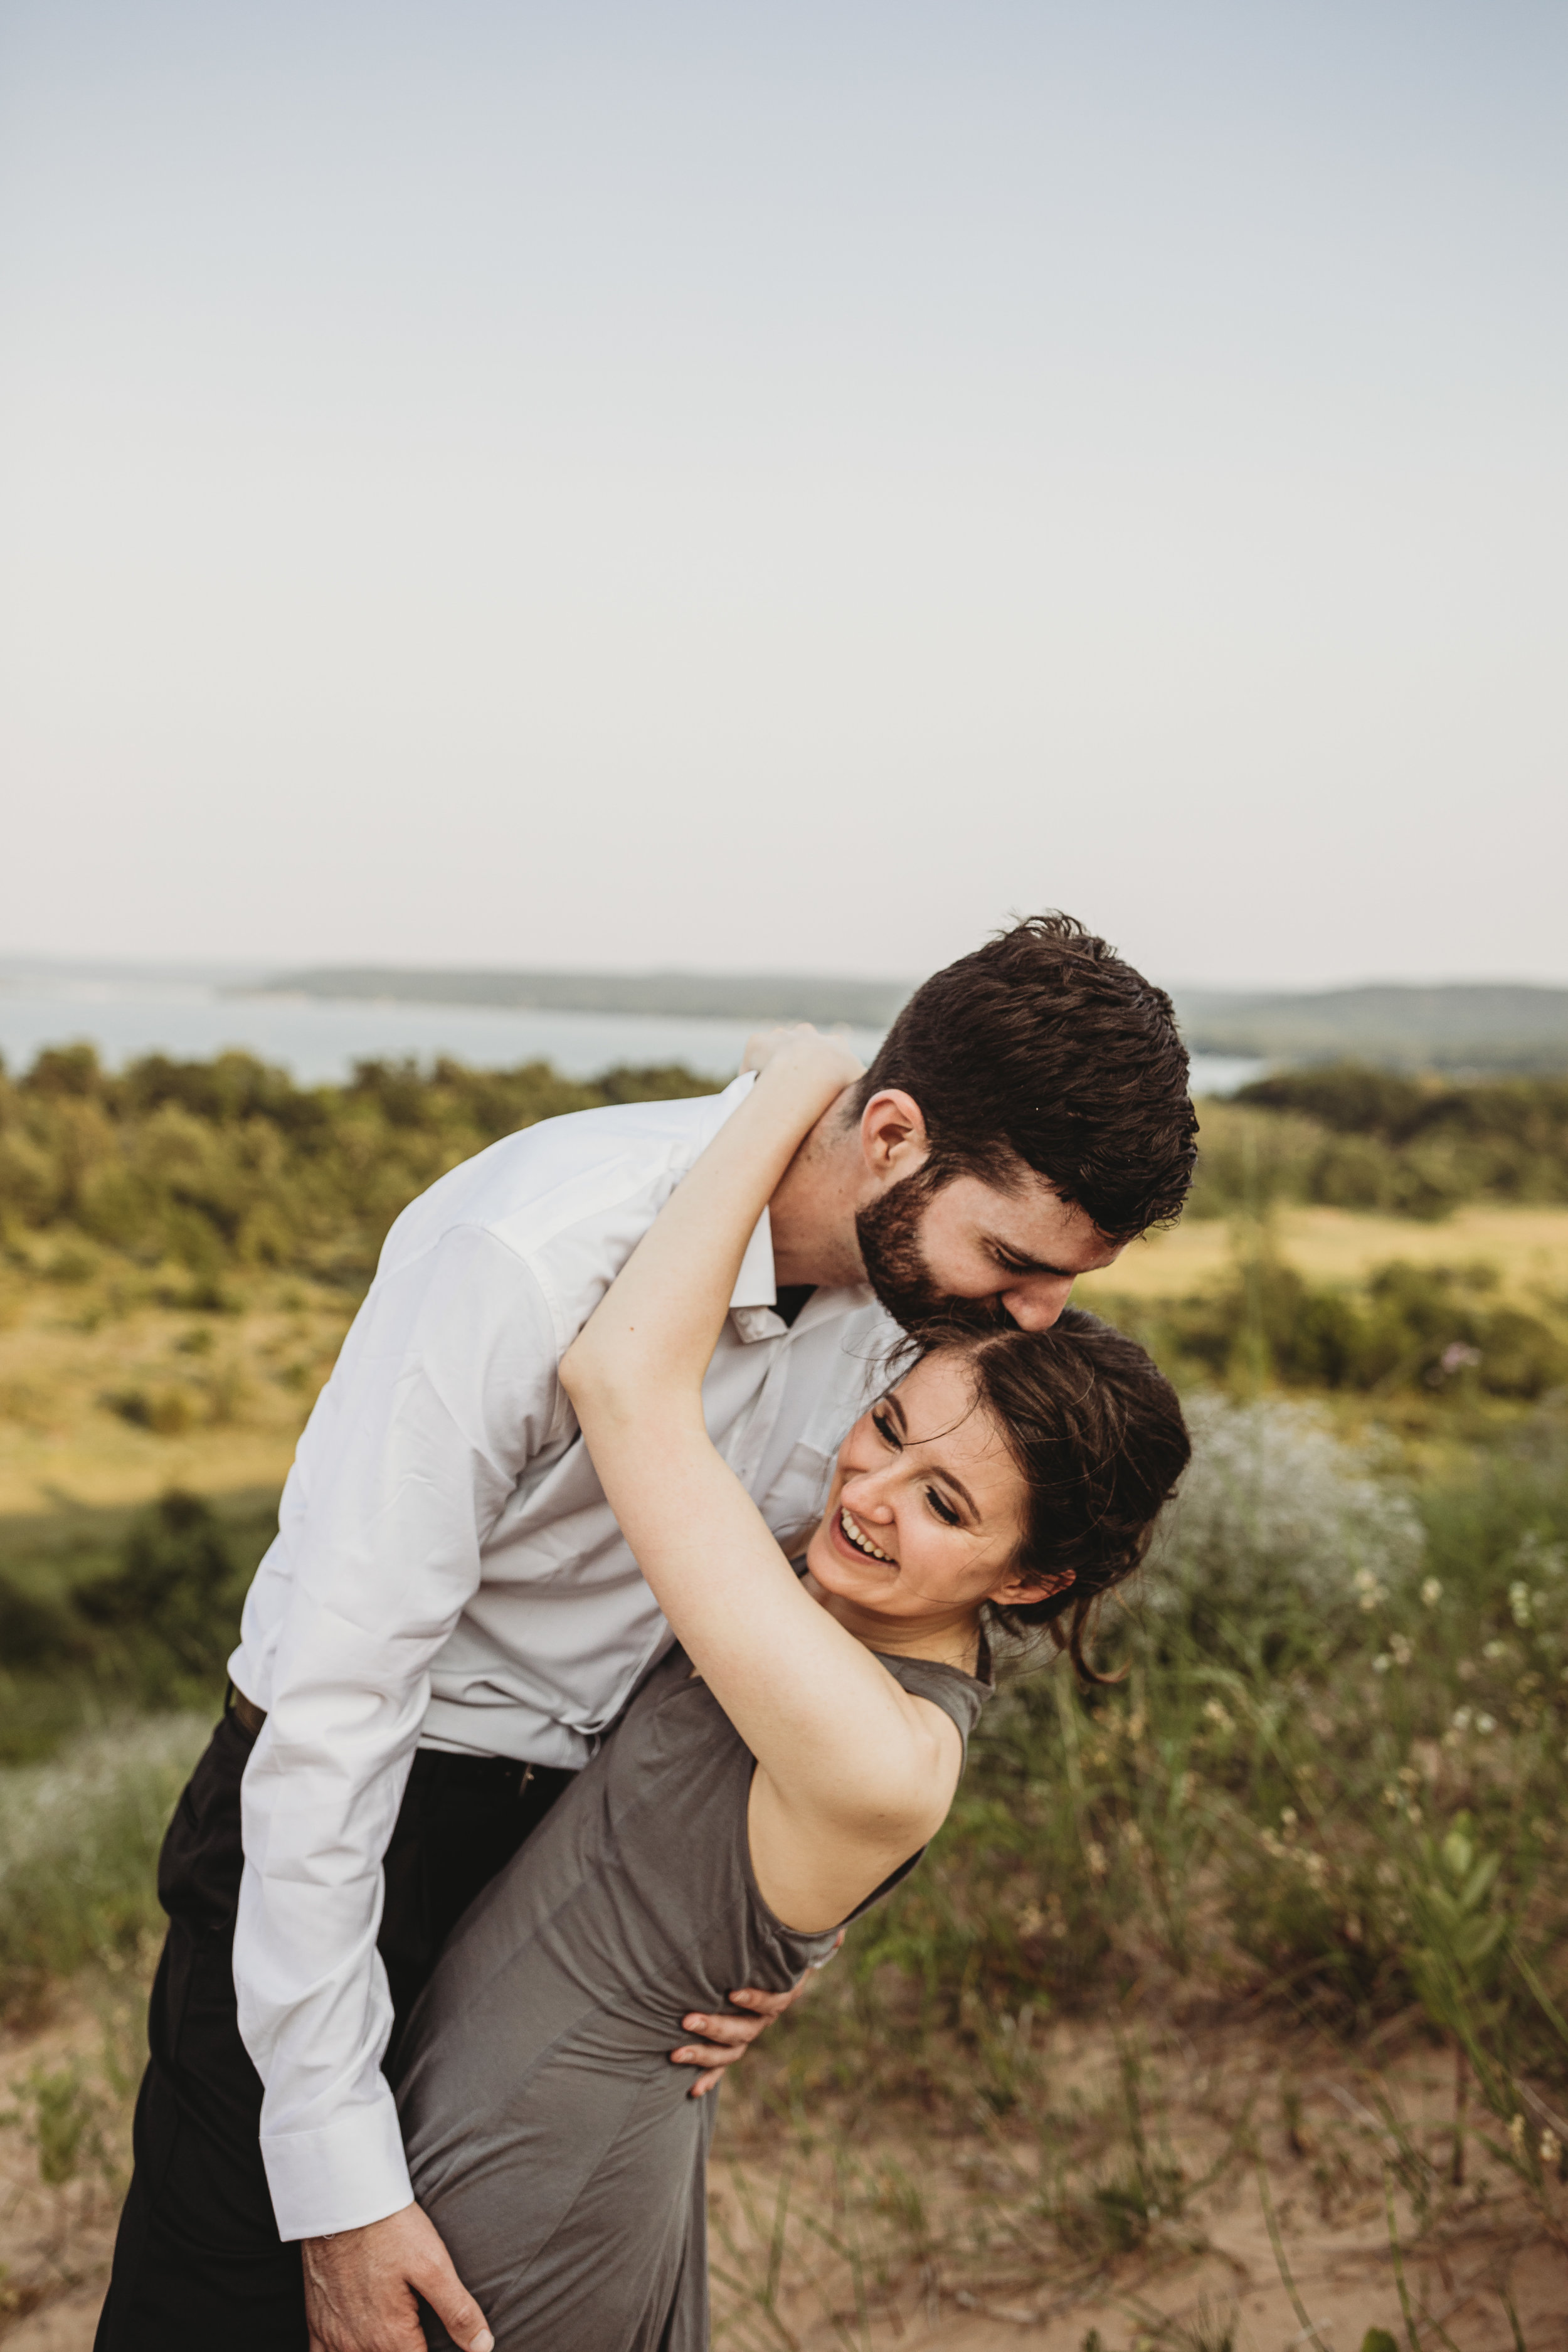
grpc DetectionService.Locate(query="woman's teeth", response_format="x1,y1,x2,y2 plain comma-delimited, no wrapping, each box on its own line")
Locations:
840,1507,894,1563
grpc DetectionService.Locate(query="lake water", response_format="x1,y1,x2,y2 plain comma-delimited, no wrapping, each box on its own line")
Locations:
0,973,1263,1097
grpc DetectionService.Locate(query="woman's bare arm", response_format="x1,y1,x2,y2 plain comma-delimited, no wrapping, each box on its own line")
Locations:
560,1042,963,1926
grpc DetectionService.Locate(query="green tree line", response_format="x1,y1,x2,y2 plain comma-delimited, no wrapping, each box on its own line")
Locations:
0,1046,719,1288
1192,1066,1568,1220
3,1047,1567,1290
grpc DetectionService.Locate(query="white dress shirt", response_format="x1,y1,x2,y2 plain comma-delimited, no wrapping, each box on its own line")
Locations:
228,1076,893,2240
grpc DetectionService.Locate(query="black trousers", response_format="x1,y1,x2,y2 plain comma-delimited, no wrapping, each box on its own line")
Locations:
95,1706,572,2352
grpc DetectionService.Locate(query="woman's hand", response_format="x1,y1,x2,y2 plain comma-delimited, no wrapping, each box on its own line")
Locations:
741,1023,865,1096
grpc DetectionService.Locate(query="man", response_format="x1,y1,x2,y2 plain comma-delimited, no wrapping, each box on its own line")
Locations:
97,914,1195,2352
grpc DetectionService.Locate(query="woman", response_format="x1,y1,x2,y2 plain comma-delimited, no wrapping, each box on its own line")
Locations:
393,1033,1189,2349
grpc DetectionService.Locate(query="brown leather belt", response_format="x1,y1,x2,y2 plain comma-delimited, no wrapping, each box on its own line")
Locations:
230,1688,267,1736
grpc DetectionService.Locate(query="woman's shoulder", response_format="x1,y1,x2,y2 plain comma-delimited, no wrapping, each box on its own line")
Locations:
871,1650,992,1757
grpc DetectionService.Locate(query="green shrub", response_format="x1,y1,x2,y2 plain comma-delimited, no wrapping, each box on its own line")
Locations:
75,1491,241,1678
1100,1254,1568,1402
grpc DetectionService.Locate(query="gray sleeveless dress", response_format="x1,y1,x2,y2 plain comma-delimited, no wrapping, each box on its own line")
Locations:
393,1638,990,2352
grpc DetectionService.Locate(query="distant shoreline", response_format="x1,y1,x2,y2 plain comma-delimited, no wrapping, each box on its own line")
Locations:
4,958,1567,1073
250,967,1568,1074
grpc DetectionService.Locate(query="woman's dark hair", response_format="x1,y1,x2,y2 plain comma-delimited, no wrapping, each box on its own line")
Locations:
854,911,1197,1242
935,1305,1190,1682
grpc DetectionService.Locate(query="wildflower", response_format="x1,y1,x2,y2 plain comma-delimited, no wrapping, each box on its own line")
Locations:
1483,1640,1509,1661
1397,1765,1421,1789
1280,1807,1298,1833
1509,1582,1533,1629
1084,1840,1109,1881
1476,1714,1496,1735
1372,1655,1392,1675
1127,1710,1147,1744
1542,2128,1562,2175
1389,1633,1412,1666
1450,1707,1473,1732
1421,1577,1443,1608
1201,1698,1234,1732
1302,1852,1328,1889
1382,1784,1402,1808
1509,2113,1527,2163
1123,1821,1144,1852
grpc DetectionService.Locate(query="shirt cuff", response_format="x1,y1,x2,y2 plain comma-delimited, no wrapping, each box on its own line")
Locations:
260,2088,414,2242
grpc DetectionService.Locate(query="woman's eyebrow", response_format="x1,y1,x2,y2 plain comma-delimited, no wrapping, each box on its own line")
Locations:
931,1463,979,1517
889,1391,982,1517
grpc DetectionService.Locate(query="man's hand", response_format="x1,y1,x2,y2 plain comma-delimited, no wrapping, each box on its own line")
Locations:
670,1937,843,2098
302,2202,493,2352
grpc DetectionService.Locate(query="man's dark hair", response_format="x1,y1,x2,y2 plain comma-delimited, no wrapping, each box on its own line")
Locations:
856,912,1197,1241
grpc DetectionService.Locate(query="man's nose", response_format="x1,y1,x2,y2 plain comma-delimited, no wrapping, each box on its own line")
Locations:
1002,1275,1076,1332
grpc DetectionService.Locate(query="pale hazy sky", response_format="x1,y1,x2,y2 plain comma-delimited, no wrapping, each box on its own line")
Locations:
3,0,1564,988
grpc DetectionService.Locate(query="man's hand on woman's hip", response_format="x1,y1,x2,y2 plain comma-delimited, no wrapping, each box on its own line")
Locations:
302,2203,492,2352
670,1937,844,2098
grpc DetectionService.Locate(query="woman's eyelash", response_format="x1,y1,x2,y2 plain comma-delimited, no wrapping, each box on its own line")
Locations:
872,1409,900,1447
926,1488,960,1527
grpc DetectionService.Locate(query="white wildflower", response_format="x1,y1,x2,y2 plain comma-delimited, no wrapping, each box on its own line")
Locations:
1421,1577,1443,1608
1144,1396,1423,1625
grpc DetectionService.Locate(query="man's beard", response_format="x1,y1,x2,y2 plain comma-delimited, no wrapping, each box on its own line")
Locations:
855,1169,1012,1337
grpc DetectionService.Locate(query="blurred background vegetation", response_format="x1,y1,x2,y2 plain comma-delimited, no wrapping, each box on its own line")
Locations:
2,1042,1567,2336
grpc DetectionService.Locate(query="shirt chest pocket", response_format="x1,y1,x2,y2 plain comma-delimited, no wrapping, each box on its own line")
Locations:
759,1439,837,1548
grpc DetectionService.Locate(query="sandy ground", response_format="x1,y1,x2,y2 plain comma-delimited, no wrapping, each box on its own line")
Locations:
707,2011,1568,2348
4,1995,1563,2351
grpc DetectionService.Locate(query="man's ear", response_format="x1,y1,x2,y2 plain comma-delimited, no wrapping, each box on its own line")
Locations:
987,1566,1074,1611
859,1089,930,1182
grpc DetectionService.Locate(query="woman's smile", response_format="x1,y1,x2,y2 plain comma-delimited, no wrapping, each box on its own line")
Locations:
834,1505,896,1565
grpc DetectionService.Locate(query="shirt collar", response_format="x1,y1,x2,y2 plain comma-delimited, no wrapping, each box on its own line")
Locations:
727,1208,878,1345
729,1205,778,1311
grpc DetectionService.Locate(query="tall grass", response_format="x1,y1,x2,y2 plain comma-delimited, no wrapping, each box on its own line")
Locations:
754,1396,1568,2136
0,1712,210,2015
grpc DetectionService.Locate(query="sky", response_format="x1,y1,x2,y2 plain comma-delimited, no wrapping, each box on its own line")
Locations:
2,0,1565,991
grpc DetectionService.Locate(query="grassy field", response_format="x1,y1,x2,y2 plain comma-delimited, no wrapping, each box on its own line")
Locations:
1079,1203,1568,1309
3,1057,1568,2347
0,1254,349,1517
